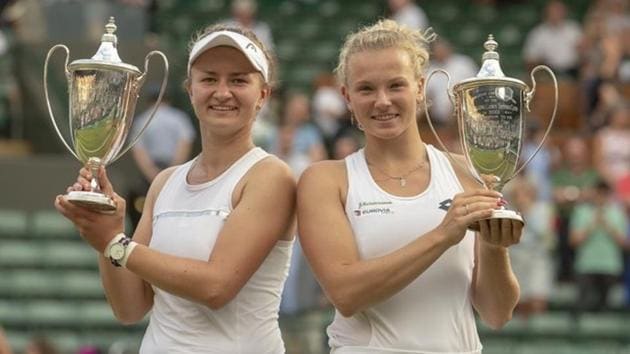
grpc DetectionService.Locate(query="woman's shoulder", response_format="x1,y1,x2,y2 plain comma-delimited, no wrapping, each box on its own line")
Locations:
251,154,295,180
298,159,347,191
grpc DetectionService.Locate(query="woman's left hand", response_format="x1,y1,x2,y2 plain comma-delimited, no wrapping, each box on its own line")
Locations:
54,166,126,253
477,218,523,248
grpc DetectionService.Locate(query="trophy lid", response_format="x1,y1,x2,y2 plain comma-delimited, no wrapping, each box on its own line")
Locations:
476,35,505,78
453,34,527,91
67,17,141,74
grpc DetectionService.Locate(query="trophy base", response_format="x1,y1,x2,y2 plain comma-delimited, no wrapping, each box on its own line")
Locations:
67,191,116,213
468,209,524,232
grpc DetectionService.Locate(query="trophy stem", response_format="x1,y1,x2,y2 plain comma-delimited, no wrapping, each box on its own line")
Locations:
66,157,116,213
86,157,103,193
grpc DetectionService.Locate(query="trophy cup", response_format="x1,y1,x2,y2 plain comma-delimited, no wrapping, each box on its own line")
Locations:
424,35,558,231
44,17,168,212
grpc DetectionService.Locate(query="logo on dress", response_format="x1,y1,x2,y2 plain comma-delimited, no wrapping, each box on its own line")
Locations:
353,201,394,216
438,198,452,211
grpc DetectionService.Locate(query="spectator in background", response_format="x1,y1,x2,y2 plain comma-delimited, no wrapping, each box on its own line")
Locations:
387,0,428,30
226,0,274,51
426,38,478,127
587,80,623,130
24,336,57,354
523,0,582,79
521,120,557,202
552,136,600,281
581,1,629,122
0,326,12,354
593,102,630,190
312,72,347,150
129,88,195,227
507,177,556,320
272,94,328,354
583,0,629,43
333,132,361,160
570,179,628,318
270,92,326,176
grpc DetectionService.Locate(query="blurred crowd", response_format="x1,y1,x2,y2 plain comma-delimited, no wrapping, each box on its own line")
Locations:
0,0,628,353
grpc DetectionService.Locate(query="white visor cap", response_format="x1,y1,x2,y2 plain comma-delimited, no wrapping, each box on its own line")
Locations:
187,30,269,83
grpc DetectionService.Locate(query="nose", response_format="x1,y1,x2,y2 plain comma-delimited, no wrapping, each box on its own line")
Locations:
212,79,232,101
374,89,391,109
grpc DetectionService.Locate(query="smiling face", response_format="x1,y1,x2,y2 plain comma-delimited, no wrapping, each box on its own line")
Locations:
187,46,269,136
342,47,423,140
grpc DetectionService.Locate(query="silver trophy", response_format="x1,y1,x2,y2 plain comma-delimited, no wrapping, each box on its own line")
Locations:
424,35,557,231
44,17,168,212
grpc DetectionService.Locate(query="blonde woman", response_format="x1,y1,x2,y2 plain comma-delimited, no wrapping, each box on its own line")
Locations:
298,20,522,353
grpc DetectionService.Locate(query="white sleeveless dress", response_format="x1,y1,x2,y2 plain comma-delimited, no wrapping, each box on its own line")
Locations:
139,147,292,354
328,144,481,354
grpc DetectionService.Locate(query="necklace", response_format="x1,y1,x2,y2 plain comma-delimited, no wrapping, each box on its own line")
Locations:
367,159,426,187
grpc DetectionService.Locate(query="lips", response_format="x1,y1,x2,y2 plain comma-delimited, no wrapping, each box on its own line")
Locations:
209,105,237,112
371,113,398,121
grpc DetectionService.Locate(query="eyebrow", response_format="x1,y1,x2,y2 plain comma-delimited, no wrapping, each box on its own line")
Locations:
197,70,254,76
353,77,408,86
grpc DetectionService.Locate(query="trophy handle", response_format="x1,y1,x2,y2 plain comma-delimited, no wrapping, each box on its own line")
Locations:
511,64,558,178
110,50,169,164
423,69,474,179
44,44,79,160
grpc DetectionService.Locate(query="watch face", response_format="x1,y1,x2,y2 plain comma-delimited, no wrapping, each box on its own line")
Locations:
110,243,125,260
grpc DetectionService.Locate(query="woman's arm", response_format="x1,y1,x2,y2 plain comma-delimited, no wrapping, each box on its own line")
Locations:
297,161,499,317
57,157,295,315
450,154,521,330
55,167,177,324
470,230,520,330
122,157,296,309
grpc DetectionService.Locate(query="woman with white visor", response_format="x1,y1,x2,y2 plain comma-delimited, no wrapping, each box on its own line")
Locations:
55,24,296,353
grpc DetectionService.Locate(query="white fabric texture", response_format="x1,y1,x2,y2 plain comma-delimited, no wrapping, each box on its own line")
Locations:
328,144,481,354
139,147,292,354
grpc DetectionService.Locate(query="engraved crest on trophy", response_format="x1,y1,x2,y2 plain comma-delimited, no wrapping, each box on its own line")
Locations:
44,17,168,212
424,35,558,230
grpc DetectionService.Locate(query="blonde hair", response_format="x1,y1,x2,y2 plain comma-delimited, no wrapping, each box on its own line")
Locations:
335,19,436,86
184,24,276,87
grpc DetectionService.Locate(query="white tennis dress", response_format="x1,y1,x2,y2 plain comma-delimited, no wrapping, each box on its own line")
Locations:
328,144,482,354
139,147,292,353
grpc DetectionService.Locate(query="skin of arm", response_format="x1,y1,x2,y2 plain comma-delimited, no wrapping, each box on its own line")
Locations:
56,157,296,319
297,160,501,317
96,167,177,324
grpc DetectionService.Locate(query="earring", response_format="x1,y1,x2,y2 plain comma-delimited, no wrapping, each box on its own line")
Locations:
350,112,364,131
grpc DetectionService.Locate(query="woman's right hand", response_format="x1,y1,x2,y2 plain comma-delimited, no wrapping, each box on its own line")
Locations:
55,166,126,254
67,167,95,193
436,189,502,246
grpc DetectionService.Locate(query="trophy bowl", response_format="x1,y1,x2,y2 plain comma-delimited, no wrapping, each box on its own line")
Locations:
425,35,558,231
44,17,168,212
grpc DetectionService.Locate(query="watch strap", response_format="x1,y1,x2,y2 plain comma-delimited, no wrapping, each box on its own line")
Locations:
120,241,138,268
